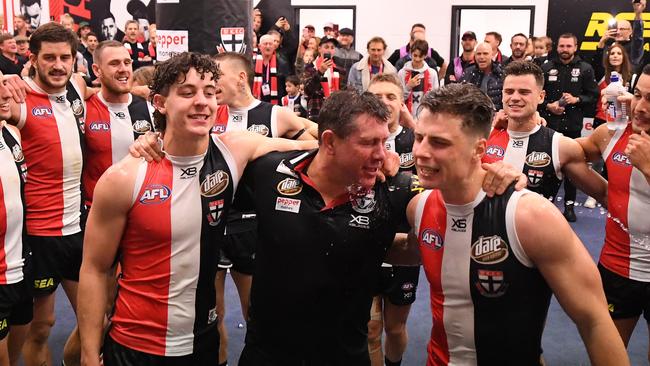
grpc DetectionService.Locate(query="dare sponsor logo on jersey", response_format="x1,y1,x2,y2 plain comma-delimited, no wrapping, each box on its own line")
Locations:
475,269,508,298
351,189,376,214
527,169,544,187
248,124,270,136
471,235,509,264
525,151,551,168
31,106,53,117
139,184,171,204
420,229,444,250
275,197,301,213
133,120,153,134
89,121,110,132
399,152,415,168
349,214,370,229
207,199,224,226
611,152,631,167
201,171,229,197
277,177,302,196
486,145,505,158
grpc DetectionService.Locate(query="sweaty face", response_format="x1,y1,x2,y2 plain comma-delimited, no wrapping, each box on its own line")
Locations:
502,74,544,122
368,81,402,128
510,35,527,59
557,37,577,62
96,46,133,95
631,74,650,133
0,71,12,120
31,42,74,92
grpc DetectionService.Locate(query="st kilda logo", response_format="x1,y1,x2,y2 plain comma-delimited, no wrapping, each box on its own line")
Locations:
525,151,551,168
277,177,302,195
201,171,229,197
471,235,509,264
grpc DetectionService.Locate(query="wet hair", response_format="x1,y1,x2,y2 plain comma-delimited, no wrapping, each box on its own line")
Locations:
318,90,390,142
150,52,220,131
212,52,254,88
418,83,493,138
368,73,404,94
503,60,545,88
93,40,125,64
485,31,502,45
133,65,155,87
29,22,78,57
411,39,429,56
366,36,387,50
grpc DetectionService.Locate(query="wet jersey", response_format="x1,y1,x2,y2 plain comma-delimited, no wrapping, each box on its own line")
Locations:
386,125,416,174
483,125,563,199
599,125,650,281
110,134,238,356
83,92,154,206
243,149,417,363
0,125,27,284
415,187,552,365
17,77,85,236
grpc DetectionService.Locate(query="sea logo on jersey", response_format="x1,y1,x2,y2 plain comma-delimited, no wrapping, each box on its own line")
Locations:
207,199,224,226
11,144,24,163
89,121,110,132
31,106,53,117
420,229,444,250
527,169,544,187
471,235,509,264
201,171,230,197
612,152,631,166
351,189,376,214
139,184,171,204
133,120,153,134
476,269,508,298
71,98,84,117
486,145,505,158
525,151,551,168
248,124,270,136
277,177,302,195
399,152,415,168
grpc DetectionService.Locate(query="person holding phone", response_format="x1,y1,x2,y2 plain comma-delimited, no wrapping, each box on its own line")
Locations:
398,39,439,118
598,0,645,70
304,37,342,120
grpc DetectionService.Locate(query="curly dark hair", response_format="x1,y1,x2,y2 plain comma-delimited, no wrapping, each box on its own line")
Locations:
150,52,221,131
317,90,389,142
418,83,493,138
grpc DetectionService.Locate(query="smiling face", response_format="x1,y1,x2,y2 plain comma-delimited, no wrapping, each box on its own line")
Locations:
631,73,650,133
0,71,12,120
502,74,545,123
94,45,133,96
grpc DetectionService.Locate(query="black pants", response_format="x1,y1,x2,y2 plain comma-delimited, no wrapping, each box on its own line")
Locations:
562,130,581,204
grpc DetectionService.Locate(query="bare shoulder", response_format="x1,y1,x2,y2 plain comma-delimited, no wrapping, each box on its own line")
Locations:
97,155,142,192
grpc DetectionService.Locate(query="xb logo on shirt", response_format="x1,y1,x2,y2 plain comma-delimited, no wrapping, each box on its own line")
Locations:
512,139,524,148
180,167,197,179
451,218,467,232
113,111,126,119
349,214,370,229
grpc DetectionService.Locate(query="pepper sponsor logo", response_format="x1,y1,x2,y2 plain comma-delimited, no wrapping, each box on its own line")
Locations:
201,171,229,197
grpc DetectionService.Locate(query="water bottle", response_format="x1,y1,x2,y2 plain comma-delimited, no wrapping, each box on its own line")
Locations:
604,71,628,130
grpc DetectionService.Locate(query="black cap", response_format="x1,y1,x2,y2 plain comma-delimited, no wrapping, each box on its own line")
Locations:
320,36,339,48
462,31,477,40
339,27,354,36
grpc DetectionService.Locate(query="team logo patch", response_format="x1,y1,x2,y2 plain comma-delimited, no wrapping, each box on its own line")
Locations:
475,269,508,298
139,184,171,204
420,229,444,250
220,27,246,54
12,144,24,163
277,177,302,195
248,124,269,136
527,169,544,187
89,121,110,132
486,145,505,158
399,152,415,168
207,199,224,226
133,120,152,134
611,152,631,166
525,151,551,168
351,189,376,214
471,235,509,264
71,98,84,117
571,68,581,77
31,106,52,117
349,214,370,229
201,171,229,197
275,197,301,213
548,69,558,76
208,308,218,324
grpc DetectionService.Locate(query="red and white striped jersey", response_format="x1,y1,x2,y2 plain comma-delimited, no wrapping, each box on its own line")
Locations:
109,134,238,356
0,125,26,284
17,78,84,236
600,125,650,281
83,92,154,206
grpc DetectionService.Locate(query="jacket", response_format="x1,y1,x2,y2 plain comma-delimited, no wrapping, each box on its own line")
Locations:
459,63,504,110
347,55,397,92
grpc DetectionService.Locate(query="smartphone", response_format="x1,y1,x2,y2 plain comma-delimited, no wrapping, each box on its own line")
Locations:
608,18,618,30
411,70,421,78
323,52,332,60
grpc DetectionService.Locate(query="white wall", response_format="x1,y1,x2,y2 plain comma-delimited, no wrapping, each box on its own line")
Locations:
291,0,548,62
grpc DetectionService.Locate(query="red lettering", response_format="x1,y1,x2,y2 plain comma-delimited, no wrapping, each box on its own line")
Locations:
63,0,91,19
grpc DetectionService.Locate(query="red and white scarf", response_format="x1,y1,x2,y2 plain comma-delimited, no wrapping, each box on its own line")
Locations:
315,57,340,97
253,52,279,104
404,68,432,113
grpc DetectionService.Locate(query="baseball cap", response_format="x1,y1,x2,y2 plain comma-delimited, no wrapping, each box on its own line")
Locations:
304,24,315,30
79,21,90,28
324,22,334,30
462,31,477,40
319,37,339,48
339,28,354,36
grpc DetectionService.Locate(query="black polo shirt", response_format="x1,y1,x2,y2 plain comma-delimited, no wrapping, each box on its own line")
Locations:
0,54,27,75
242,149,417,364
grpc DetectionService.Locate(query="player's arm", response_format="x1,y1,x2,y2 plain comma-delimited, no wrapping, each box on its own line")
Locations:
480,160,528,197
78,158,138,366
577,123,611,162
560,135,608,206
516,194,629,366
276,106,318,139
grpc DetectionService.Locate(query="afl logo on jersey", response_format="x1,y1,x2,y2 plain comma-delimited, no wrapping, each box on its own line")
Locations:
525,151,551,168
486,145,505,158
471,235,509,264
139,184,171,204
421,229,443,250
31,106,52,117
351,189,376,214
89,121,110,132
277,177,302,196
201,170,229,197
133,120,152,134
248,124,270,136
399,152,415,168
612,152,631,166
